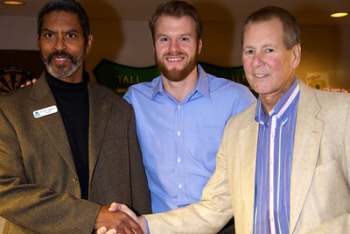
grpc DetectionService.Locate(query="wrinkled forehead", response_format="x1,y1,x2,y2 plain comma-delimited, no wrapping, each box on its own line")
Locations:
243,18,284,45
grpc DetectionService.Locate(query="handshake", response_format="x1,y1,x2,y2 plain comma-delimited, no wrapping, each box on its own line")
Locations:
95,203,147,234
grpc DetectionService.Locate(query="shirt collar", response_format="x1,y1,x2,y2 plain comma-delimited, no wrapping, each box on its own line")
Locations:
196,65,210,98
255,79,300,123
151,64,210,100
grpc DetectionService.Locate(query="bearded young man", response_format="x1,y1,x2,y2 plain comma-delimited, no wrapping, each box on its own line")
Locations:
123,1,255,233
0,0,150,233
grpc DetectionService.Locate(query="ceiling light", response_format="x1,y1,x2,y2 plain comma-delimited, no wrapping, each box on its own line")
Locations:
2,1,25,5
330,12,348,18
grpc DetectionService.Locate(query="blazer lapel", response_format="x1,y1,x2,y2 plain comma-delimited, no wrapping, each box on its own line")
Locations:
87,82,111,180
29,76,76,174
289,82,323,233
239,115,259,232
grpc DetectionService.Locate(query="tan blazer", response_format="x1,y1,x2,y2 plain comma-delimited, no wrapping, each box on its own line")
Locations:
145,80,350,233
0,76,151,233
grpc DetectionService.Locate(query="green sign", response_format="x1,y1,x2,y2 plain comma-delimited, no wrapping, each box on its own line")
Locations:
94,59,256,96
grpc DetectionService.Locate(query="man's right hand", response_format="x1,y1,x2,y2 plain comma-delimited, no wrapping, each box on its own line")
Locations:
94,205,143,234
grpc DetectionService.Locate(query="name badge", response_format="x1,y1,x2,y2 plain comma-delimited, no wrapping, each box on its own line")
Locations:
33,105,58,118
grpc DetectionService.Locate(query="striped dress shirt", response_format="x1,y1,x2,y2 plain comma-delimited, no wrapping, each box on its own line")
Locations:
253,80,300,234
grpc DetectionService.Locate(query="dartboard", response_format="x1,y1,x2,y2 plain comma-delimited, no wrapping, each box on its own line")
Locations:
0,66,35,95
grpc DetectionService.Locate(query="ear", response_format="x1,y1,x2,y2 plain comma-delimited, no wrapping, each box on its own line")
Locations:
291,43,301,69
85,34,93,54
197,39,202,54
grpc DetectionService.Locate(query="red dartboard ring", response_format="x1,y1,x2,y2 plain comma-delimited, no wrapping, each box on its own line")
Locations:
0,66,35,95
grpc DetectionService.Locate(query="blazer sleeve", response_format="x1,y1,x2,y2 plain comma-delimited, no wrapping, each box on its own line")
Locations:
0,105,101,234
128,106,152,215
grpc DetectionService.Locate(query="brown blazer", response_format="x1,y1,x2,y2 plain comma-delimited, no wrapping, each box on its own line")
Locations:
145,80,350,233
0,76,151,233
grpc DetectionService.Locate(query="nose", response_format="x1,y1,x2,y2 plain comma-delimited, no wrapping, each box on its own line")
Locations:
169,40,179,52
54,36,67,51
252,53,264,67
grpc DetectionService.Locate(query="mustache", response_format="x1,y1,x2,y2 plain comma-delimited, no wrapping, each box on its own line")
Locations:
46,51,77,64
164,52,186,57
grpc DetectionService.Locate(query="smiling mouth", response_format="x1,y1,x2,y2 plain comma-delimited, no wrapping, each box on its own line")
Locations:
46,51,75,65
167,57,184,62
254,74,267,78
53,56,69,65
54,57,68,61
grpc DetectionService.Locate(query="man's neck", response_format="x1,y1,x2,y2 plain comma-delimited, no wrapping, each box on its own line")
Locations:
162,68,199,102
260,76,297,114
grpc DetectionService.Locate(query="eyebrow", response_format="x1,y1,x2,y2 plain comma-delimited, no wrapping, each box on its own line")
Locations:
42,28,79,34
243,43,275,49
156,33,193,39
261,43,275,48
243,45,254,50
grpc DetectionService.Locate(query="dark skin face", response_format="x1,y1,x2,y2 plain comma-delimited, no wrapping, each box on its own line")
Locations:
37,11,93,83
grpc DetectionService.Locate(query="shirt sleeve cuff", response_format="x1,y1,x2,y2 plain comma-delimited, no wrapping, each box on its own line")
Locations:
143,216,150,234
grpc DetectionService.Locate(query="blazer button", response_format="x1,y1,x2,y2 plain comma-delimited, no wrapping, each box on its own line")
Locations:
73,178,79,185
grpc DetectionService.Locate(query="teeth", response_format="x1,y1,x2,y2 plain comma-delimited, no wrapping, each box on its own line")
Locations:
255,74,265,77
55,58,67,61
167,58,183,62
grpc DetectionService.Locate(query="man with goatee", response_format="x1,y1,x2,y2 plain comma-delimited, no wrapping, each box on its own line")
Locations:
0,0,150,233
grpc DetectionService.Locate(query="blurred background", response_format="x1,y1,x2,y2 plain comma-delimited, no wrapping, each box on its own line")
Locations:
0,0,349,93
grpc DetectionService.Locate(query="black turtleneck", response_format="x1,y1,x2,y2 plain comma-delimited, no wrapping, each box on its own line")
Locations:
46,71,89,200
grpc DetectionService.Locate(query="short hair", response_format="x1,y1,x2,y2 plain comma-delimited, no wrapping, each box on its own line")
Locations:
37,0,90,44
149,0,203,43
242,6,300,50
